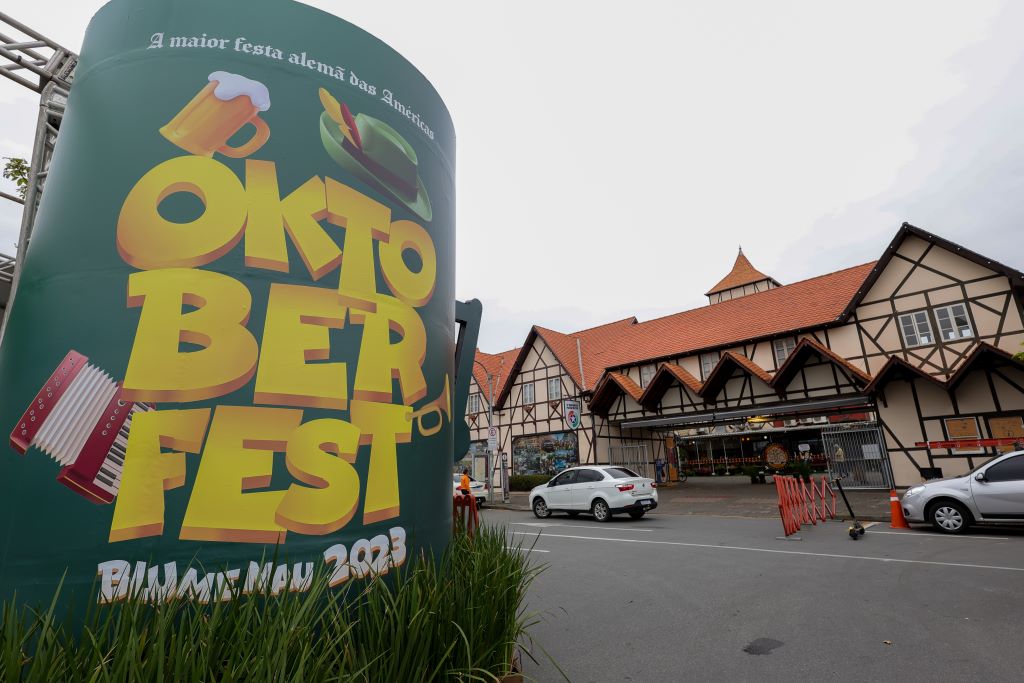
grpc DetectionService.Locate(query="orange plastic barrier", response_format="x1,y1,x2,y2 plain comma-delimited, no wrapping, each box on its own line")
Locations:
774,475,836,537
452,494,480,538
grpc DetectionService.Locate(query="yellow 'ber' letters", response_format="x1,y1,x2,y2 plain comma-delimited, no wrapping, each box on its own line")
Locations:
255,283,349,409
123,268,259,403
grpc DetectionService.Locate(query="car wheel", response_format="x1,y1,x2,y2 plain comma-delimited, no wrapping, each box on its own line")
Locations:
928,500,971,534
628,510,645,519
592,499,612,522
532,497,552,519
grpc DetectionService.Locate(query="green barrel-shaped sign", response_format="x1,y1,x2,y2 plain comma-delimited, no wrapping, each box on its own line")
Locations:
0,0,455,608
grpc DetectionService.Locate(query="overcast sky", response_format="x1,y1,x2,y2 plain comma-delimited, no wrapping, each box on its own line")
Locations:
2,1,1023,353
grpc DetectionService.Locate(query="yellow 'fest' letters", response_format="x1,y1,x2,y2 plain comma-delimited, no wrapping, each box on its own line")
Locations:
110,154,438,543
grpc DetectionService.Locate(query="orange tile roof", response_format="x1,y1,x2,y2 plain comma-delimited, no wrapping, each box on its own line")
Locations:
592,262,877,373
472,347,519,404
706,250,780,296
662,363,703,394
590,371,646,414
725,351,775,385
533,317,638,391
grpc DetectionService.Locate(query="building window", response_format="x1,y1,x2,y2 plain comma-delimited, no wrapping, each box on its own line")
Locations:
943,417,983,454
898,310,934,348
547,377,562,400
640,365,656,389
934,303,974,341
699,352,720,380
773,337,797,367
468,393,481,413
522,382,535,404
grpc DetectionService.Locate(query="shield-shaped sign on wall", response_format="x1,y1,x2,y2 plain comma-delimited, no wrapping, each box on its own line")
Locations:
563,399,581,430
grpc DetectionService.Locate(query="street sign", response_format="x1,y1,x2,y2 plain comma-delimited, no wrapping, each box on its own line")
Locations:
563,399,581,430
487,426,498,451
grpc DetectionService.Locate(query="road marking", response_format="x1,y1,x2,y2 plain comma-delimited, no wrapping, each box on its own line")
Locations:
511,522,654,532
866,530,1009,540
506,546,550,553
511,532,1024,573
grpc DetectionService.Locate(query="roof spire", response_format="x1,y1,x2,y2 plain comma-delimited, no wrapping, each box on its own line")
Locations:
705,247,781,298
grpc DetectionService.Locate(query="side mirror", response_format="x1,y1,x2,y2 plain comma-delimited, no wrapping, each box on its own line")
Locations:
975,472,987,482
548,480,557,487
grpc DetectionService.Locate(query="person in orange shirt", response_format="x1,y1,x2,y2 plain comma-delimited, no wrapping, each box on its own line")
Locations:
458,468,471,497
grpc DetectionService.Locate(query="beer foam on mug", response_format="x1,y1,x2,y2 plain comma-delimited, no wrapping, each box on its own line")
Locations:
207,71,271,111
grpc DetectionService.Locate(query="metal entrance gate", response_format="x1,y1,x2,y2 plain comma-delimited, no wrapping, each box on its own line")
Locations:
609,443,653,479
820,424,892,489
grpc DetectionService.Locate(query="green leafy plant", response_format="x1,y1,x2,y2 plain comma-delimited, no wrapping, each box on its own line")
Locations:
509,474,551,491
2,157,29,199
0,526,547,681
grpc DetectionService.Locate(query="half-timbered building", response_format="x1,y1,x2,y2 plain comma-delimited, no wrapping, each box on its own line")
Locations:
466,224,1024,488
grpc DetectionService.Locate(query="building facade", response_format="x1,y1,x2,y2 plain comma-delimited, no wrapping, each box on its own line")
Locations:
465,225,1024,488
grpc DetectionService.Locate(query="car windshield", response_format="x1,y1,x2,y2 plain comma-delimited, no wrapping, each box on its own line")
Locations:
962,454,1005,477
603,467,640,479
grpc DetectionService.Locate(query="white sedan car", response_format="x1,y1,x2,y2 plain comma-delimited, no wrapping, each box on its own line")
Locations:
452,473,488,508
530,465,658,522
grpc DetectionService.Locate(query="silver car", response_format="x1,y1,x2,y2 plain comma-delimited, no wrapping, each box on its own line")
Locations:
901,450,1024,534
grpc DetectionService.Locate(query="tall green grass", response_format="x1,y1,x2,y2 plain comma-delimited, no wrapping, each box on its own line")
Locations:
0,526,544,681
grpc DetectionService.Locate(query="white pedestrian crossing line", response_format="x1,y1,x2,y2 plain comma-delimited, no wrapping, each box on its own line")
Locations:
511,531,1024,572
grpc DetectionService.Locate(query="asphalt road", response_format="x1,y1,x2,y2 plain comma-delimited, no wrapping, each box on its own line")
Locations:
487,509,1024,682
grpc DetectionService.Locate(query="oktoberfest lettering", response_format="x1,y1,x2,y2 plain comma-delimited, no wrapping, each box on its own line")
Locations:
106,155,437,549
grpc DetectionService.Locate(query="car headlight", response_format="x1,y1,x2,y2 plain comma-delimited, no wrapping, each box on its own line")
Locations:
904,485,926,498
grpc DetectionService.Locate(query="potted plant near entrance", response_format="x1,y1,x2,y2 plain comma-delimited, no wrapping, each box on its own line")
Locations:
742,465,760,484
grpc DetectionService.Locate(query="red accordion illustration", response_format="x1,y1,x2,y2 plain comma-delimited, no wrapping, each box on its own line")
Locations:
10,350,152,504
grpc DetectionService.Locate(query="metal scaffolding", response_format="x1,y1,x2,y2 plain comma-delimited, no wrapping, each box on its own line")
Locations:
0,12,78,323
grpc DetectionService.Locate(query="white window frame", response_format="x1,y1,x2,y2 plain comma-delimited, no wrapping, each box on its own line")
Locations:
773,337,797,368
699,352,720,380
522,382,535,404
468,393,481,414
640,365,656,389
934,303,974,342
547,377,562,400
898,310,934,348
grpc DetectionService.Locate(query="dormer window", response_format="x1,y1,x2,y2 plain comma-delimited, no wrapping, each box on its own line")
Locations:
700,352,720,380
898,310,934,348
935,303,973,341
773,337,797,367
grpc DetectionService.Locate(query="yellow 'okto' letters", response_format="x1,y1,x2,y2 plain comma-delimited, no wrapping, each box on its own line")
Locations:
117,156,247,269
378,219,437,307
243,160,342,279
326,178,391,312
123,268,259,403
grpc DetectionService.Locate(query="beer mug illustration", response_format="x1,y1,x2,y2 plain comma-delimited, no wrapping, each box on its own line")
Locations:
160,71,271,158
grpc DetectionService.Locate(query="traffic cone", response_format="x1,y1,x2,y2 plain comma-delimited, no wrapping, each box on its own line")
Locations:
889,489,910,529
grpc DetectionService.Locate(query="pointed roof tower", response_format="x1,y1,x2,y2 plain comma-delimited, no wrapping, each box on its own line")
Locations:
705,247,781,303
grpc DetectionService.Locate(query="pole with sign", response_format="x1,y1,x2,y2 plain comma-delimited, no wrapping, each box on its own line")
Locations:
563,399,581,430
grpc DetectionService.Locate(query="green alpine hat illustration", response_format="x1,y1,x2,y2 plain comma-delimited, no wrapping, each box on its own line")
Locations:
319,88,432,222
